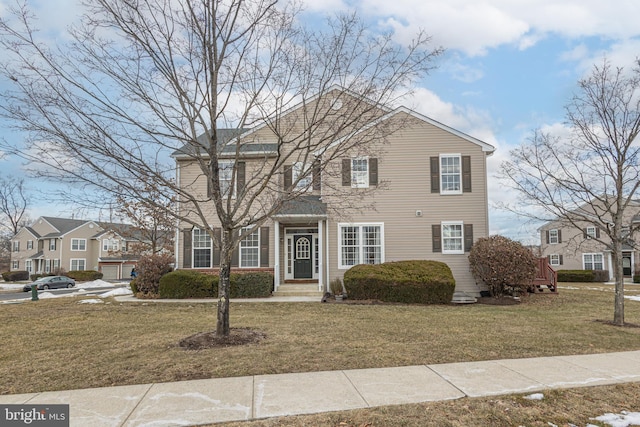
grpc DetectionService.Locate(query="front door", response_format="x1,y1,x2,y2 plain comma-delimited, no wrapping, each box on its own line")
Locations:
293,234,313,279
623,253,632,277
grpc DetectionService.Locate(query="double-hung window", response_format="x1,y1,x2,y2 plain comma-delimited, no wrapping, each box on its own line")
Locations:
27,240,33,250
338,223,383,268
351,157,369,188
49,239,56,251
192,228,212,268
219,160,235,198
239,227,260,268
12,241,19,252
583,253,604,270
71,259,86,271
442,222,464,254
293,162,312,190
440,154,461,194
103,238,120,252
548,229,559,244
71,239,86,251
550,254,561,266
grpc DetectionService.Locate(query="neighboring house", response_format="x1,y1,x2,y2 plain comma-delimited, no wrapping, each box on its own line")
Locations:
173,88,496,297
539,201,640,280
10,216,153,280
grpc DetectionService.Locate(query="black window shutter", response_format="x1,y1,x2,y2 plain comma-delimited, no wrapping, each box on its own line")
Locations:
342,159,351,186
312,160,321,190
260,227,269,267
369,158,378,186
432,224,441,253
596,228,601,238
207,177,212,198
182,229,192,268
462,156,471,193
231,230,239,267
545,230,549,244
430,157,440,193
558,230,562,243
583,228,587,238
464,224,473,252
236,161,246,195
213,228,221,267
559,255,563,265
284,165,292,190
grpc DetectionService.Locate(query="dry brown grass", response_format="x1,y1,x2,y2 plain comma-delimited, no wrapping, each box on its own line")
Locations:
1,283,640,397
217,382,640,427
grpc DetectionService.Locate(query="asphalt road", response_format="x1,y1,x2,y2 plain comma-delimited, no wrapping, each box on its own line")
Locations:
0,286,119,301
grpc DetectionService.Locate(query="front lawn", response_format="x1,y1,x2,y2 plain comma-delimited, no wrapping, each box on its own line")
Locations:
1,283,640,395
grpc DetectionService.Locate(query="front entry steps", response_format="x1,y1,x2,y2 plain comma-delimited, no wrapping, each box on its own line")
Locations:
273,283,324,298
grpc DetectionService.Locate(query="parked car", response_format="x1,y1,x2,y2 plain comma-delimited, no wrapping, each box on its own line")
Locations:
23,276,76,292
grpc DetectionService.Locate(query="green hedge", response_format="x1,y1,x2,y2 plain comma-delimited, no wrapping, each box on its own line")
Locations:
556,269,613,282
66,270,104,281
159,270,273,299
1,270,29,281
343,260,455,304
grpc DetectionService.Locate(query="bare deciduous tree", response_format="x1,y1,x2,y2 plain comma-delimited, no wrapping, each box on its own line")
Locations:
499,59,640,326
0,175,29,236
0,0,442,335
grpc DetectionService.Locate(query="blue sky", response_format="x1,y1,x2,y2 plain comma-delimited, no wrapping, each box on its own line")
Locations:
1,0,640,243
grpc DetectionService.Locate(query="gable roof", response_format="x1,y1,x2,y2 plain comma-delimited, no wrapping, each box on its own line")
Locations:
172,128,279,159
41,217,93,236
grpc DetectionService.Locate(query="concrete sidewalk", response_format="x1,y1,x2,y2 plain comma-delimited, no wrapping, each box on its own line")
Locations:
2,351,640,427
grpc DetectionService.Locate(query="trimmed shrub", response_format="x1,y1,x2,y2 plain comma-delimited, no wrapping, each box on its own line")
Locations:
468,235,537,297
158,270,273,299
66,270,104,281
229,272,273,298
159,270,217,298
136,253,174,295
343,260,455,304
30,273,55,281
593,270,610,283
130,279,138,294
1,270,29,281
557,270,599,282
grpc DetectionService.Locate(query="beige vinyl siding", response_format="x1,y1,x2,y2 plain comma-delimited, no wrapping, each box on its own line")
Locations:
64,224,101,271
323,114,490,295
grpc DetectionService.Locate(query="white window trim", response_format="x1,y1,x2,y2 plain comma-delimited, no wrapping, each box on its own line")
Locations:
49,239,56,251
337,222,384,269
192,228,212,269
239,227,260,268
27,240,33,250
71,238,87,251
351,157,369,189
293,162,312,191
442,221,465,255
12,241,19,252
219,160,236,199
583,253,604,270
12,260,19,269
70,258,86,271
102,238,120,252
25,260,33,273
549,229,559,244
439,153,462,195
549,254,560,266
586,227,596,239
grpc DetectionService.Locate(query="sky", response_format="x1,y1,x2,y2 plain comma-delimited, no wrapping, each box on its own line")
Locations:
1,0,640,243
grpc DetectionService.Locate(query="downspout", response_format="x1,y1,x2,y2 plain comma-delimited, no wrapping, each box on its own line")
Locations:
325,220,330,292
174,163,181,269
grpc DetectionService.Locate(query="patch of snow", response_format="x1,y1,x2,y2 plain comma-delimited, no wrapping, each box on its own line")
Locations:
76,279,115,289
625,296,640,302
38,292,61,299
78,299,104,304
524,393,544,400
593,411,640,427
0,283,27,291
99,287,133,298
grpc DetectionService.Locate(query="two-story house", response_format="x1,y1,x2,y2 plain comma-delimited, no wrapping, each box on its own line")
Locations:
539,200,640,280
10,216,151,280
173,88,495,297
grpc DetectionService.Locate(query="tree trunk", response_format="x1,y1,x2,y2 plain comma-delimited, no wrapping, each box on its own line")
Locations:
216,229,232,336
612,243,625,326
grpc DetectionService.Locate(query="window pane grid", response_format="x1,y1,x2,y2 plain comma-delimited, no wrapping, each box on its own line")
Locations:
441,156,461,192
340,225,382,267
240,229,259,267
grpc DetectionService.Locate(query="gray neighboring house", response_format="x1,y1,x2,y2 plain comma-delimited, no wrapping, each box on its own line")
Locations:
10,216,149,280
173,87,496,297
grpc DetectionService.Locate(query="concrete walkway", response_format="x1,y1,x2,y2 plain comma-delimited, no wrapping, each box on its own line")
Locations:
2,350,640,427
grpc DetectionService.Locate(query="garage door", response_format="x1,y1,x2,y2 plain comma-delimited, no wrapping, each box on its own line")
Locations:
123,264,135,279
101,265,119,280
